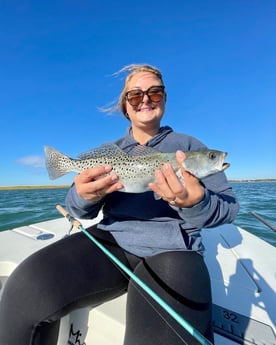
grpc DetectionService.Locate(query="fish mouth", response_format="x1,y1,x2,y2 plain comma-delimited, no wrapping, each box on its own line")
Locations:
222,162,230,171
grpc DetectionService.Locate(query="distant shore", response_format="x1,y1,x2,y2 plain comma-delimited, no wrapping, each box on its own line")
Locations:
229,179,276,183
0,185,70,191
0,179,276,191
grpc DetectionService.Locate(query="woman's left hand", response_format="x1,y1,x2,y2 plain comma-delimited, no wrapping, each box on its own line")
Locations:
148,150,205,208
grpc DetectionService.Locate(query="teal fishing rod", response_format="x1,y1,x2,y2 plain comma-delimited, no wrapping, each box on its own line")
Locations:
56,205,213,345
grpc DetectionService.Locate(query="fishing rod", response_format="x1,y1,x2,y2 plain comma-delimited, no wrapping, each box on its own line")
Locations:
56,204,213,345
251,212,276,232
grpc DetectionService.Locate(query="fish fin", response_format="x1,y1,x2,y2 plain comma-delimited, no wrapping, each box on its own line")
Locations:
129,145,160,156
78,144,160,159
154,192,161,200
77,144,127,159
44,146,73,180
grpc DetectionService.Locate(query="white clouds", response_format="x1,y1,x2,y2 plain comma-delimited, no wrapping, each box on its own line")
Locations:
17,155,45,169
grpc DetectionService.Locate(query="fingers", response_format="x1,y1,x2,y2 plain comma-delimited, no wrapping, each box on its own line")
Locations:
74,165,123,201
159,163,183,196
176,150,186,167
149,163,185,204
149,151,205,207
76,165,112,183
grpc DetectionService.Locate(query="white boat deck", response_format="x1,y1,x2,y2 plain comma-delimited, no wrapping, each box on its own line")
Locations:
0,217,275,344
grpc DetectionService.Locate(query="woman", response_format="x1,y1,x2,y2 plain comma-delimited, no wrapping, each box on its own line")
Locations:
0,64,239,345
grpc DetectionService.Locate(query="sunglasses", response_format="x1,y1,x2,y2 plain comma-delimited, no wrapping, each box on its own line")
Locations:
125,86,165,106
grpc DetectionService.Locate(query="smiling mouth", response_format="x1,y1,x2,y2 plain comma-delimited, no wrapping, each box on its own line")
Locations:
139,106,153,111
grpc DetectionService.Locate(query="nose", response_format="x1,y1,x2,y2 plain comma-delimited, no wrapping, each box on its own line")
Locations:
142,93,150,103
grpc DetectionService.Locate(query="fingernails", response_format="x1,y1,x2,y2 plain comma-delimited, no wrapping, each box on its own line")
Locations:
111,174,118,181
176,150,186,160
104,165,113,172
116,183,124,190
163,163,170,170
155,169,162,177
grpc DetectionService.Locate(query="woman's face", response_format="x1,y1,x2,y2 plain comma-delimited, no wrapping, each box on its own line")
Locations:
125,71,166,130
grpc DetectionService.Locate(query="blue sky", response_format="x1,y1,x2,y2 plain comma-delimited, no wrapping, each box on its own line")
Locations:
1,0,275,186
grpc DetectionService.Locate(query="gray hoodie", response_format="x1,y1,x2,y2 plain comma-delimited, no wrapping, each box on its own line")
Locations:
65,126,239,257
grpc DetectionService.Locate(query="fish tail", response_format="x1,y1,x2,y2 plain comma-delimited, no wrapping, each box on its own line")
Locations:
44,146,73,180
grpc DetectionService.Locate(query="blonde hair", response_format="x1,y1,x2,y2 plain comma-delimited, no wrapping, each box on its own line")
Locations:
103,64,165,119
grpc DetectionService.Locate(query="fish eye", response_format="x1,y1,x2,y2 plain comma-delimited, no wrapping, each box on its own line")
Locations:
208,151,217,160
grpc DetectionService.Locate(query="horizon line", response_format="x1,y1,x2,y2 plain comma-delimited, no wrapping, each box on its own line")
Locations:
1,179,276,190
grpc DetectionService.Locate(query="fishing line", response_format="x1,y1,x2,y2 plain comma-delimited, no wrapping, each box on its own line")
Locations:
56,205,213,345
129,281,189,345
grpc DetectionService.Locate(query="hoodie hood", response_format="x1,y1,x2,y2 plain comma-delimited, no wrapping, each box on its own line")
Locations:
115,126,173,153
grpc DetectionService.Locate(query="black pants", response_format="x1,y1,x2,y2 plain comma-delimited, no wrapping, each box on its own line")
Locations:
0,227,213,345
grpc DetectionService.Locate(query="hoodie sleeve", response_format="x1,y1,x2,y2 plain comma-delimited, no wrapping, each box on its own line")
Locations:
162,131,239,229
65,184,103,219
172,171,239,229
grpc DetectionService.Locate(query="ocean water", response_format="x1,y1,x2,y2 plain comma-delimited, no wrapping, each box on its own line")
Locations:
0,183,275,246
230,182,276,246
0,188,68,232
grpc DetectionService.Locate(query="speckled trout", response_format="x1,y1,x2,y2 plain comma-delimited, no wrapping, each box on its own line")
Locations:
44,144,229,193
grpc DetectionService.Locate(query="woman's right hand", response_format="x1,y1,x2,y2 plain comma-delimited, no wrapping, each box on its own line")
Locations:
74,165,124,202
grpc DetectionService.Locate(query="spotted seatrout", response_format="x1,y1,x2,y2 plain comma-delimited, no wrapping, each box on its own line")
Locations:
44,144,229,193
